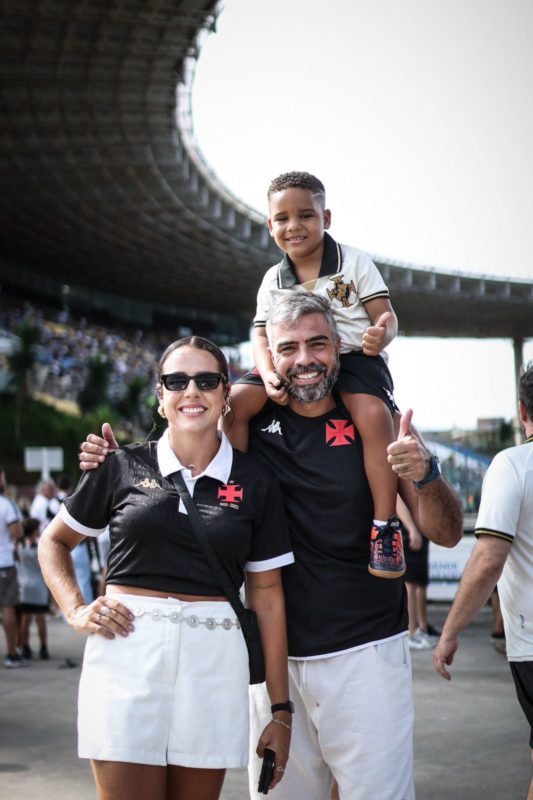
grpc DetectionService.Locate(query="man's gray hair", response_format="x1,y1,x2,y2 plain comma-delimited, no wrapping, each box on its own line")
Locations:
266,294,338,343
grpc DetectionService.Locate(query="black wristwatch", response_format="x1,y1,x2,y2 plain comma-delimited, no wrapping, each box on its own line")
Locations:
414,454,441,488
271,701,295,714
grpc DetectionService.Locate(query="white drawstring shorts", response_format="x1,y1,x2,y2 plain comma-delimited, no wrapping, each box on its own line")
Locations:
249,636,415,800
78,594,249,768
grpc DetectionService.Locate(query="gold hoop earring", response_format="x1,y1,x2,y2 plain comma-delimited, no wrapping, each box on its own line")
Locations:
222,399,231,417
158,406,166,419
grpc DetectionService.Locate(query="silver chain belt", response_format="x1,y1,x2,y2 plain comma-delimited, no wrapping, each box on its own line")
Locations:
131,606,240,631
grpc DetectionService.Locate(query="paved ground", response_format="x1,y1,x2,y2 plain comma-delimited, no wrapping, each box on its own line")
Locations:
0,603,530,799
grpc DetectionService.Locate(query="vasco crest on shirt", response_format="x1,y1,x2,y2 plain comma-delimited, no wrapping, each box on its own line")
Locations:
217,481,244,510
327,275,356,307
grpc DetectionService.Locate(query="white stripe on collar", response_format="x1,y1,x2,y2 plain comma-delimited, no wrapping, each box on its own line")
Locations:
156,429,233,484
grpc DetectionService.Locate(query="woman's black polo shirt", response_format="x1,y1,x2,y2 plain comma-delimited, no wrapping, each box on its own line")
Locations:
60,437,293,596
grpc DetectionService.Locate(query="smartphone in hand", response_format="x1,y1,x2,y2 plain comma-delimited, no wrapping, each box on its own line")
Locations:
257,747,276,794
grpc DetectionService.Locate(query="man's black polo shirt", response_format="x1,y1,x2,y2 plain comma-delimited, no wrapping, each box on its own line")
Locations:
248,397,407,658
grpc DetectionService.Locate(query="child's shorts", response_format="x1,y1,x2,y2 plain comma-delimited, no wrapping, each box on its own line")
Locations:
237,352,398,415
78,594,249,767
335,352,398,415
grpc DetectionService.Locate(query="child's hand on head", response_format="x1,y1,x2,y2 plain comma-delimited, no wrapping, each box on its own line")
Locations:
264,371,289,406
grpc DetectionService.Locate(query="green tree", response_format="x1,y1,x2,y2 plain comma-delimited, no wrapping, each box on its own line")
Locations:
7,320,41,442
116,374,152,433
78,354,110,413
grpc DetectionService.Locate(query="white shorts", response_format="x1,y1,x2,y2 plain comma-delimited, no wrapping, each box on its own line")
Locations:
249,636,415,800
78,594,249,768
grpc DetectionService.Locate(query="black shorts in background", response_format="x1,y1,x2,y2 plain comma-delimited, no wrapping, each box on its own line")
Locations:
403,534,430,586
510,661,533,747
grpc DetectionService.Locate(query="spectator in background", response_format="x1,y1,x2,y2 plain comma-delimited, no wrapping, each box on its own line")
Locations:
71,539,94,605
30,479,60,535
56,474,73,501
434,362,533,800
490,588,506,655
57,473,95,604
0,466,26,668
17,517,50,660
398,497,439,651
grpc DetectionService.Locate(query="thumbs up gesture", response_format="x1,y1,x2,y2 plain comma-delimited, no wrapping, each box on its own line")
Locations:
362,311,391,356
78,422,118,471
387,409,432,483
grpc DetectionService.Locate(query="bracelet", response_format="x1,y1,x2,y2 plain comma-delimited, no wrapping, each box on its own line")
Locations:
271,718,292,732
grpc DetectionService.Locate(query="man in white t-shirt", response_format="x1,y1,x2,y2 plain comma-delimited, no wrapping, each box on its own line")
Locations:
434,362,533,800
0,466,25,668
30,479,60,534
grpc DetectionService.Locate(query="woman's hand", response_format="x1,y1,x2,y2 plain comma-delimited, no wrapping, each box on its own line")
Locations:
256,718,291,790
68,596,135,640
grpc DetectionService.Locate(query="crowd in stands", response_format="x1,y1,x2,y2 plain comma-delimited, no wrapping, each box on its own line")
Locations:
0,296,246,433
439,454,486,512
1,298,169,402
426,445,488,513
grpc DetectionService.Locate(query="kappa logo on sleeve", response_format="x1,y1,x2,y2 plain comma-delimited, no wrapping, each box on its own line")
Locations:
134,478,163,490
218,482,244,510
325,419,356,446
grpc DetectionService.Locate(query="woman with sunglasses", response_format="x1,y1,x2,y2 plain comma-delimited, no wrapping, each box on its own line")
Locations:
38,336,294,800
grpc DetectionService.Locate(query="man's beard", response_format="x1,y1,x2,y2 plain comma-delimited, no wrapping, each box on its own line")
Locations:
278,362,339,404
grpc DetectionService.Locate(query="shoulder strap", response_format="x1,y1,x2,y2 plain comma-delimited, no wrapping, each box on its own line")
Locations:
169,472,253,637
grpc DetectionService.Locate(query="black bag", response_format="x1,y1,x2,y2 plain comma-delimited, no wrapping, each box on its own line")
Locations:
242,607,266,685
170,472,266,684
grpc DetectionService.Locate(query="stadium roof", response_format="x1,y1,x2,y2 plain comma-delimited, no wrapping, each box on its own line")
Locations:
1,0,532,341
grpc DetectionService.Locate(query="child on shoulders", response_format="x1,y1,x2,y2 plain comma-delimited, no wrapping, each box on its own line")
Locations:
227,171,405,578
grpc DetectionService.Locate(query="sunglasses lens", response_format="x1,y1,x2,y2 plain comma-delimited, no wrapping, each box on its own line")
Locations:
161,373,224,391
164,374,188,391
195,373,221,390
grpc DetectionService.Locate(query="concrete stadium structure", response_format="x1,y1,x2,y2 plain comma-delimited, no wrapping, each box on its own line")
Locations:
1,1,532,356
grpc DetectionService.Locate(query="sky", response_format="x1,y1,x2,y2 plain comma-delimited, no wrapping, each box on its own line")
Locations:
191,0,533,430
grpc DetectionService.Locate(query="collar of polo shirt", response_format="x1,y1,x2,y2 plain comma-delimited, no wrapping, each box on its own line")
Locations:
156,429,233,484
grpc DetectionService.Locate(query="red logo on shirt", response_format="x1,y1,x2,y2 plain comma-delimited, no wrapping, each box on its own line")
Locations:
218,483,244,504
326,419,356,446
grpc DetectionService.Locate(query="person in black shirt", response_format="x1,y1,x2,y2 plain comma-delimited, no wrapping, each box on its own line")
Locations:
80,297,462,800
38,336,294,800
237,295,462,800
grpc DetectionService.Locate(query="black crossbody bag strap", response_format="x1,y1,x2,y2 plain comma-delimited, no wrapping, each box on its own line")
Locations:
169,472,253,638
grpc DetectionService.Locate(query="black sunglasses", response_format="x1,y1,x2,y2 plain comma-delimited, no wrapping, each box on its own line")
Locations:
160,372,227,392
